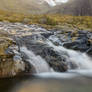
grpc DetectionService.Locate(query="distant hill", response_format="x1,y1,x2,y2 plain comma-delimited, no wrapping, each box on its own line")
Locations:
0,0,50,14
0,0,92,16
47,0,92,16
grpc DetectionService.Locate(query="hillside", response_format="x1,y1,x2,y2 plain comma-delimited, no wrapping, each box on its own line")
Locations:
47,0,92,16
0,0,50,14
0,0,92,15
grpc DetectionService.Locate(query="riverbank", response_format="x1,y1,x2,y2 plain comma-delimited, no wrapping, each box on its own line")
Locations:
0,10,92,30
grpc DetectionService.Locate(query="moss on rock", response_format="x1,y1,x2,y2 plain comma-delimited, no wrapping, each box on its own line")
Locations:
0,30,25,78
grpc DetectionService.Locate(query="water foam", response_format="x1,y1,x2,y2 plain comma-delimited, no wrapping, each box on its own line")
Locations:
20,46,51,73
46,40,92,70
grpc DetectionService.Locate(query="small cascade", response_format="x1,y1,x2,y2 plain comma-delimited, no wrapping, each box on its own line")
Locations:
20,46,51,73
46,40,92,70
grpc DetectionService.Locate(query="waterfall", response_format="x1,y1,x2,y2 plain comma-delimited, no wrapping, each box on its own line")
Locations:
46,40,92,70
20,46,51,73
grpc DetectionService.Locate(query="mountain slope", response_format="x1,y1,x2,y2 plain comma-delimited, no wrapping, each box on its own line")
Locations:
0,0,92,15
47,0,92,16
0,0,69,14
0,0,50,14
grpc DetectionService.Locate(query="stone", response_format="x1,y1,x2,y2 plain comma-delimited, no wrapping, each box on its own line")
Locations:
0,30,26,78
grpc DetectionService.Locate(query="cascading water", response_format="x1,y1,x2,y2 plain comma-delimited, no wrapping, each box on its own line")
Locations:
20,46,51,73
15,27,92,77
46,40,92,70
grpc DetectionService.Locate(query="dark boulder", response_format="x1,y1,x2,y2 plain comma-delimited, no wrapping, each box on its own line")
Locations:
63,30,92,55
63,37,90,52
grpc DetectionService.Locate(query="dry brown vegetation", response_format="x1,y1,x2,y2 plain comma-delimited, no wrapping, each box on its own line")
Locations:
0,10,92,31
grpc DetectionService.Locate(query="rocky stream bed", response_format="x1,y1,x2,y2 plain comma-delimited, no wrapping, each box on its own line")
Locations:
0,22,92,78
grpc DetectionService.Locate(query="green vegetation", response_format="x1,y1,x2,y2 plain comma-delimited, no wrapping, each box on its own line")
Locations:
0,10,92,31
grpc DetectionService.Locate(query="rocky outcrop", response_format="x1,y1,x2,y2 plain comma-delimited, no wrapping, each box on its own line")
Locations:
0,30,25,78
0,22,92,78
48,29,92,56
17,35,68,72
0,22,68,77
63,30,92,56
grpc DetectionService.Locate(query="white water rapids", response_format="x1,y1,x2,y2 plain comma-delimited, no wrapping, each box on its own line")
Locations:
46,40,92,70
37,40,92,78
20,40,92,77
20,46,51,73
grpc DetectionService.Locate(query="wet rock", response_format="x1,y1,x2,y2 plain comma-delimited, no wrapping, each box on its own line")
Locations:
49,35,63,46
47,29,92,56
17,35,68,72
0,22,92,77
63,38,90,52
63,30,92,56
0,30,26,78
41,32,54,38
86,47,92,56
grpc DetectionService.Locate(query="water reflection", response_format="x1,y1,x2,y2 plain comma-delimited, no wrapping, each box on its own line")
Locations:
0,72,92,92
13,77,92,92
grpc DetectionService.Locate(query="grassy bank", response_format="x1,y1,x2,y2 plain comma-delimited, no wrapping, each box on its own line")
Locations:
0,10,92,31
